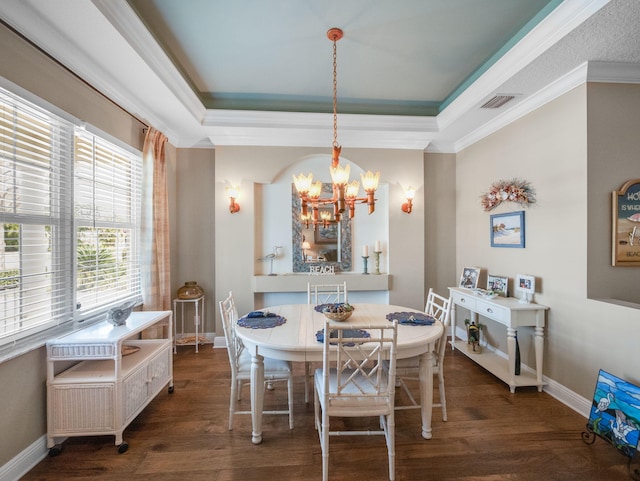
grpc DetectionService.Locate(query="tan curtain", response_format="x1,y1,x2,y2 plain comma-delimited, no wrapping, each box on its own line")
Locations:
141,127,171,311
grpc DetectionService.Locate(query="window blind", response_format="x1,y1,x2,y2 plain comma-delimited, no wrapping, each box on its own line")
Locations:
0,89,74,341
74,131,142,314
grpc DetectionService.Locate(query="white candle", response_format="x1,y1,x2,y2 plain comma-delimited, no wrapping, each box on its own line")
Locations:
375,240,381,252
362,245,369,257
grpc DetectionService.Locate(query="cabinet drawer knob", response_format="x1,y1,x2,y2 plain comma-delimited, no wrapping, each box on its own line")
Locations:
460,298,466,303
486,308,493,313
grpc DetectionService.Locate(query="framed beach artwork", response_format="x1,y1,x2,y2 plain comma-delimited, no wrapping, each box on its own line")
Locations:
458,267,481,289
490,211,525,248
583,369,640,460
611,178,640,266
487,274,508,297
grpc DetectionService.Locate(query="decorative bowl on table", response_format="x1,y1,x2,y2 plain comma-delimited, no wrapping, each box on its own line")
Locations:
322,303,354,322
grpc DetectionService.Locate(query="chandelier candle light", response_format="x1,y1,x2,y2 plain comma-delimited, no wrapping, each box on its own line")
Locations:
293,28,380,229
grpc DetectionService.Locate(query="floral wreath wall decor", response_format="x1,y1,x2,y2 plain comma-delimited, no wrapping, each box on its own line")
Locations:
481,178,536,211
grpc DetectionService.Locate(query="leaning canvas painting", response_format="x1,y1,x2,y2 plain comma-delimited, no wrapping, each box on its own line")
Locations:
586,369,640,458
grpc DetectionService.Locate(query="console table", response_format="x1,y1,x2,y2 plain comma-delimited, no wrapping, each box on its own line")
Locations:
46,311,173,455
448,287,549,393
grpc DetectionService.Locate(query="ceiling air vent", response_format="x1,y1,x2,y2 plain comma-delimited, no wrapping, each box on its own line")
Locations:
480,95,516,109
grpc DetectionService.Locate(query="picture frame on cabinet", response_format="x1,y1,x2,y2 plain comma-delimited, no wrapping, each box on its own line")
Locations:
490,211,525,248
515,273,535,303
515,274,535,293
459,267,481,289
487,274,508,297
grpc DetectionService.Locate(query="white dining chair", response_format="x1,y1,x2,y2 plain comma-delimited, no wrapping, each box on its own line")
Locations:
314,320,398,481
393,288,452,421
307,281,348,304
304,281,349,402
218,291,294,430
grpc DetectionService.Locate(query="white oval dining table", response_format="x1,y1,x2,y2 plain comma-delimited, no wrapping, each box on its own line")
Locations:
235,303,443,444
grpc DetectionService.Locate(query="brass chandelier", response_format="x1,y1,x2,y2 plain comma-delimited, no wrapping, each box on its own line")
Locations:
293,27,380,229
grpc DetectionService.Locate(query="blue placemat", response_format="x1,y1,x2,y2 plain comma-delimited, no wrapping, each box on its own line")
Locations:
314,303,355,313
237,314,286,329
316,328,370,346
385,311,435,326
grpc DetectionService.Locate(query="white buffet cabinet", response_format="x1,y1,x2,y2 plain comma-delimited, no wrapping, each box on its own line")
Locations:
448,287,549,393
46,311,173,455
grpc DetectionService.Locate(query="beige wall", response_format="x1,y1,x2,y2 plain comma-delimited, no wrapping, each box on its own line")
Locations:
170,148,216,335
424,152,458,296
586,83,640,303
0,24,146,467
454,84,640,400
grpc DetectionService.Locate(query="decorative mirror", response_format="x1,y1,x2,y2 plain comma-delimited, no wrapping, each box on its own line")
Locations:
292,184,352,272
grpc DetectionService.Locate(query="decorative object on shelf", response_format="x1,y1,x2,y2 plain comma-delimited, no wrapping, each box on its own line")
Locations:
464,318,483,354
177,281,205,300
481,178,536,211
292,27,380,227
515,274,535,304
106,300,136,326
121,345,140,356
226,185,240,214
471,288,497,299
257,246,283,276
373,240,382,274
582,369,640,479
401,186,416,214
490,211,525,248
611,178,640,267
458,266,481,289
487,274,508,297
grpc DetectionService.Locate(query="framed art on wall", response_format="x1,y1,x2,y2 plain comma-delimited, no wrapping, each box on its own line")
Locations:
611,178,640,266
490,211,525,248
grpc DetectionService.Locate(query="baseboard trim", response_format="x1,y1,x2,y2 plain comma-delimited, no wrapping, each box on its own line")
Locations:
0,435,47,481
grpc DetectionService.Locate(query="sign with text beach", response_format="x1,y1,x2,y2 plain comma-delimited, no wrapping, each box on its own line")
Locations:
612,178,640,266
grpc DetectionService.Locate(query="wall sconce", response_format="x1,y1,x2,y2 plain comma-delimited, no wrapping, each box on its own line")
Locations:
401,186,416,214
226,186,240,214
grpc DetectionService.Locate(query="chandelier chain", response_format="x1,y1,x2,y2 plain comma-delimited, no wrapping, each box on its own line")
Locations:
332,37,338,149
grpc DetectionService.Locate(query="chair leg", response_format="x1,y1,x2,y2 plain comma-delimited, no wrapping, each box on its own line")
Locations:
321,408,330,481
387,413,396,481
228,375,237,430
288,376,294,429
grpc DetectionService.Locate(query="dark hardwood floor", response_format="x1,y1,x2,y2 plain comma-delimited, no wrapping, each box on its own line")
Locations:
21,344,636,480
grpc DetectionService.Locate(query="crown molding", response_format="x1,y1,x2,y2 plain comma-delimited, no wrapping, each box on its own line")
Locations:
203,110,437,149
91,0,206,122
